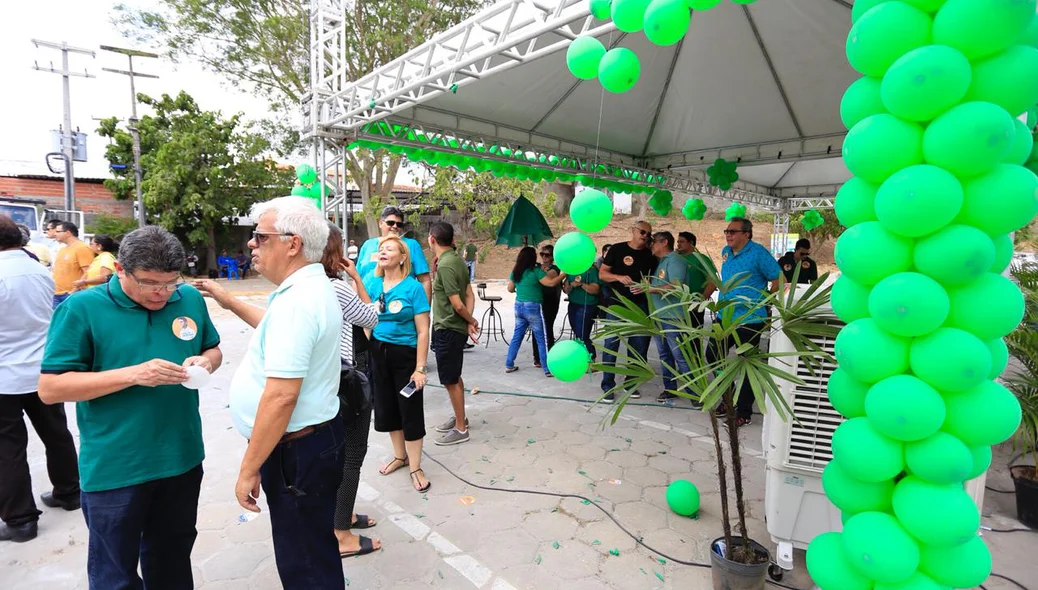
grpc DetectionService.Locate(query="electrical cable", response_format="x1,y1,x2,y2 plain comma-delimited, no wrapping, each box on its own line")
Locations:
986,485,1016,494
982,526,1036,534
989,572,1030,590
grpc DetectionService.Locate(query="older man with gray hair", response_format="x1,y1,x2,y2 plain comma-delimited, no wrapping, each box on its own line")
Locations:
39,225,222,589
227,196,345,589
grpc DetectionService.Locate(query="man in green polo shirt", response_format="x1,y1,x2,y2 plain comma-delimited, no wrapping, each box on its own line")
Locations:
563,265,602,361
38,226,222,590
428,222,479,446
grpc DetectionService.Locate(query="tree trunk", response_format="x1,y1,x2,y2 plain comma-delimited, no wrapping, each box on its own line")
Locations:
206,226,218,271
549,181,575,217
710,409,733,558
360,179,378,237
633,192,649,218
724,388,752,562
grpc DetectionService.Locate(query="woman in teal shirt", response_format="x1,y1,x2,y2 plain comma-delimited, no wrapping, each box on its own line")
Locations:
504,247,566,376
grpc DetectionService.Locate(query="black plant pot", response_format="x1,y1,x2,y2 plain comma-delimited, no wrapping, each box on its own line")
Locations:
1011,465,1038,529
710,536,771,590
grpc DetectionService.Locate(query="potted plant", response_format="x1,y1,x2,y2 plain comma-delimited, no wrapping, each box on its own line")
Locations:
593,259,838,589
1004,261,1038,529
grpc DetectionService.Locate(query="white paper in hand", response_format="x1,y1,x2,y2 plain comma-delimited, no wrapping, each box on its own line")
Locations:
183,365,211,390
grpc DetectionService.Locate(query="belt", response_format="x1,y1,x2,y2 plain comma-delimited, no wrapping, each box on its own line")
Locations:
279,418,335,444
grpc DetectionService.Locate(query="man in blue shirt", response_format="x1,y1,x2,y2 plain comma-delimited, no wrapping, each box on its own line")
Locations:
356,206,432,301
715,217,782,426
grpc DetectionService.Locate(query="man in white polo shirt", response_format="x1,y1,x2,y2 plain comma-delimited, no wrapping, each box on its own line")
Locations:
227,196,345,590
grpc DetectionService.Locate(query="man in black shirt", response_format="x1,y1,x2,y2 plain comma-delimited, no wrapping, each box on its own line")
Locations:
777,238,818,284
598,220,657,402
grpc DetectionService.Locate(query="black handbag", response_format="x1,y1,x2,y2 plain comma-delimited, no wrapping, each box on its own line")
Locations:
338,362,371,421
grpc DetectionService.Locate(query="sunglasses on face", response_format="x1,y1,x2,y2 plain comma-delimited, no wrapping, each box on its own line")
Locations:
723,229,748,235
378,293,386,313
383,219,403,228
252,231,294,244
540,252,552,258
634,228,649,236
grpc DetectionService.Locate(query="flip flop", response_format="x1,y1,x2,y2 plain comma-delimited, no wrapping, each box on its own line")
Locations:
340,535,379,558
379,456,408,476
351,514,376,529
410,468,432,493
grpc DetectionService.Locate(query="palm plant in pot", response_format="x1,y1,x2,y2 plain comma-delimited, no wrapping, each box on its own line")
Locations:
1004,261,1038,528
592,259,838,589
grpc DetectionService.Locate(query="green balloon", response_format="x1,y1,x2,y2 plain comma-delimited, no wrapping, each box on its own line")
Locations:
841,76,886,129
835,222,914,287
943,380,1022,446
1006,119,1035,165
1019,13,1038,47
967,444,992,479
847,2,933,77
566,36,606,80
881,45,972,122
868,272,950,337
865,375,946,441
844,114,925,184
547,339,591,382
832,417,906,482
295,163,317,185
874,571,954,590
919,535,992,588
644,0,690,46
611,0,650,32
893,476,980,546
933,0,1038,61
946,272,1025,341
554,231,597,275
906,432,974,484
913,224,995,287
835,177,879,227
965,45,1038,118
850,0,887,24
910,328,991,393
922,101,1017,178
875,165,963,238
842,512,920,582
822,460,896,514
598,48,640,93
806,532,874,590
831,275,872,323
665,479,700,516
570,189,613,233
589,0,612,19
835,318,911,384
827,368,870,418
958,163,1038,236
306,183,325,199
686,0,720,7
986,337,1009,379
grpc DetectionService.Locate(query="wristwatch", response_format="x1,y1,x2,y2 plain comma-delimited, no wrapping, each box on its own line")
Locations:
416,366,427,374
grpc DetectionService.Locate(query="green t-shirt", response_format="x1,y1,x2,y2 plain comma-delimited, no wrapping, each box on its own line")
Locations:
511,267,546,303
683,251,717,294
566,268,602,306
650,252,691,321
464,243,478,262
41,277,220,492
432,249,470,334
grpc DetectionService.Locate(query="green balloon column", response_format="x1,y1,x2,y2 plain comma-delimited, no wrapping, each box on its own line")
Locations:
291,164,326,210
809,2,1037,589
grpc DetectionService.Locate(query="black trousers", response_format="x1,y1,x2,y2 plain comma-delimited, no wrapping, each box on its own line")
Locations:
333,405,371,530
707,322,766,420
0,393,80,526
533,297,560,365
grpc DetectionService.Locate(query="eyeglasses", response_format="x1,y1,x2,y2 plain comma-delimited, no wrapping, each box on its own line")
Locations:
540,252,552,258
252,231,294,244
723,229,749,235
383,219,403,228
634,228,649,236
128,272,184,294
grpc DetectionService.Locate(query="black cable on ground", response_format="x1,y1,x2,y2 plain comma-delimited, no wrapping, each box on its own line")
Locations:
983,526,1037,534
986,485,1016,494
990,572,1031,590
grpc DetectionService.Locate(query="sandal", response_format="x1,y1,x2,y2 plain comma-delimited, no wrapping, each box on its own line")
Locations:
379,456,408,476
410,469,432,493
351,514,376,529
340,535,380,558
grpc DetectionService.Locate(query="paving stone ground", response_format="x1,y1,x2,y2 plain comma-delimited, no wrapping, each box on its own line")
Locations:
2,280,1033,589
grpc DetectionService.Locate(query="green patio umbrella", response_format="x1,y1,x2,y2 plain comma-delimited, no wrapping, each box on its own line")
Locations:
495,194,554,248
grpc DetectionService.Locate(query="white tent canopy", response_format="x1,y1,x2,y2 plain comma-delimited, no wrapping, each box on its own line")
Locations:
306,0,858,212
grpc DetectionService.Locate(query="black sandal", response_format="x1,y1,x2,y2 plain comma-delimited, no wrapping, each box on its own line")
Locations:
351,514,376,529
410,469,431,493
379,456,408,476
340,535,380,558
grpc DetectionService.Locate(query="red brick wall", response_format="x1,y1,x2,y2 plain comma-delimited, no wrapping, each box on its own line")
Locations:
0,176,134,219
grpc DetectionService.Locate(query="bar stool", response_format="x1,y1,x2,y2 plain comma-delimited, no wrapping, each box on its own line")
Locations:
477,283,506,347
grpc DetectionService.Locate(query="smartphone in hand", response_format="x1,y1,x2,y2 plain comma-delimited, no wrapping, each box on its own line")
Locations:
399,381,418,398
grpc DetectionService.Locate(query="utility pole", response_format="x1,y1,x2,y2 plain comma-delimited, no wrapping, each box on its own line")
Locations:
101,45,159,228
32,40,95,212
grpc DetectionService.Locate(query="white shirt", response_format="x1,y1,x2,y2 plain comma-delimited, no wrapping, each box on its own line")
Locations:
46,238,64,263
0,249,55,394
228,263,342,439
346,245,358,260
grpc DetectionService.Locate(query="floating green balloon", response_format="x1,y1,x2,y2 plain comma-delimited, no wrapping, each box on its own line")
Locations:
906,431,974,484
801,209,825,231
893,476,980,546
554,231,597,275
589,0,612,19
958,163,1038,236
946,272,1025,341
566,36,606,80
986,337,1009,379
827,367,870,418
831,275,871,323
841,511,920,582
874,571,954,590
835,318,911,384
844,114,925,184
847,1,933,77
295,163,317,185
874,164,963,238
933,0,1038,60
1005,119,1035,165
943,380,1022,446
806,532,874,590
682,198,707,220
910,327,991,393
598,47,641,93
822,460,895,514
665,479,700,516
967,444,992,480
547,339,591,382
922,101,1017,179
868,272,950,337
831,417,906,482
724,202,747,221
644,0,691,46
965,45,1038,118
881,44,972,122
834,222,914,286
841,77,886,129
919,534,992,588
835,177,879,227
865,374,946,441
570,189,613,233
913,224,995,287
611,0,650,33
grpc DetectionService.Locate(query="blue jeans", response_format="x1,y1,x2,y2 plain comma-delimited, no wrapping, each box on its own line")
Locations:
81,464,203,590
600,303,651,392
656,325,692,395
506,301,549,374
261,417,346,590
53,293,70,309
567,303,598,361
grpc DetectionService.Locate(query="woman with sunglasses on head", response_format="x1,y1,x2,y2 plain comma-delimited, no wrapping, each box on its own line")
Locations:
361,235,432,493
504,246,566,377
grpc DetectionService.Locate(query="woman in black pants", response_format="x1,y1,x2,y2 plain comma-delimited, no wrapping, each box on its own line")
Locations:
532,244,561,368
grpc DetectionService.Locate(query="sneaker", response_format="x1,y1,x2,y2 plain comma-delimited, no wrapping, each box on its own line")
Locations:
629,390,642,400
690,399,705,410
715,403,729,418
601,392,616,404
735,416,752,427
435,428,470,446
435,416,468,433
657,392,677,405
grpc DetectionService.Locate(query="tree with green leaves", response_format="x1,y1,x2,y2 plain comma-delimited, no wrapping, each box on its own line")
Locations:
98,91,294,269
115,0,486,235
